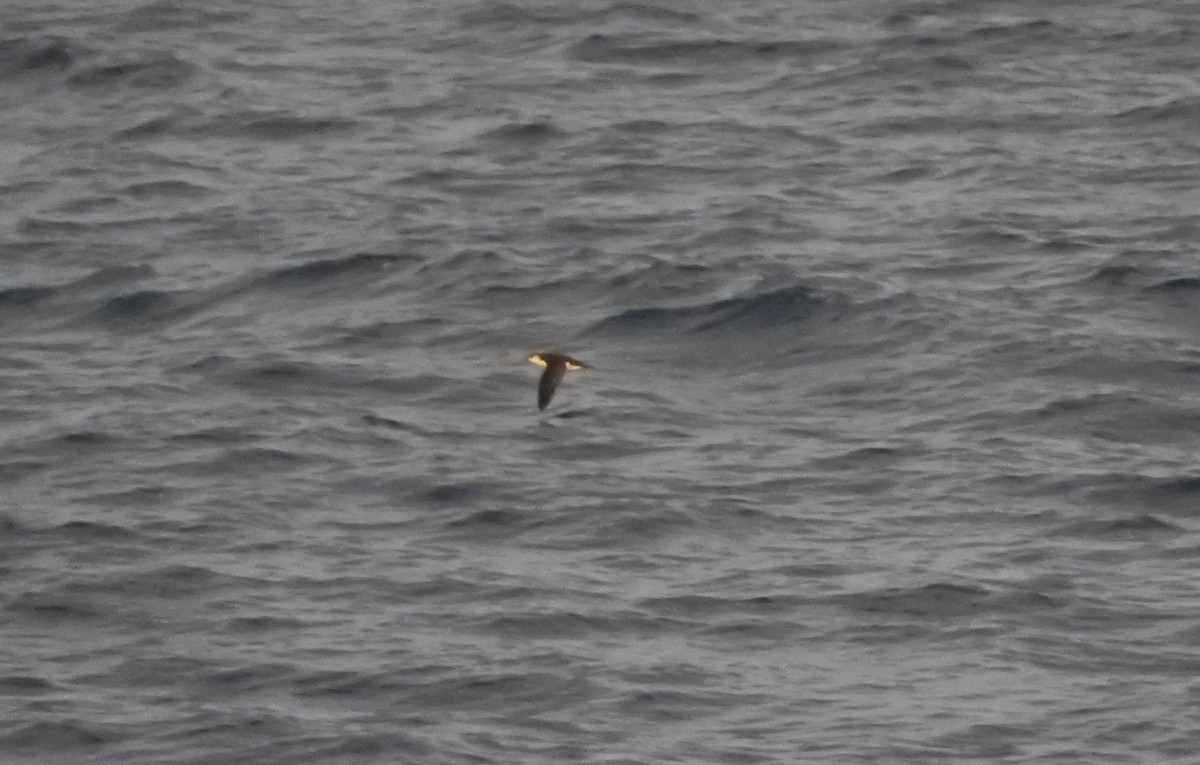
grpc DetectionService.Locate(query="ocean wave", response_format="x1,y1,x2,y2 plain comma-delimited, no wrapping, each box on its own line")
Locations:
833,581,1055,620
477,120,566,142
0,36,78,75
214,112,362,141
0,719,112,752
76,252,416,330
1147,276,1200,292
568,33,836,66
250,252,407,288
120,179,215,199
586,284,825,338
115,0,250,32
1085,264,1146,286
1111,96,1200,125
0,265,174,329
1061,514,1183,538
67,52,195,90
90,288,179,322
0,285,55,307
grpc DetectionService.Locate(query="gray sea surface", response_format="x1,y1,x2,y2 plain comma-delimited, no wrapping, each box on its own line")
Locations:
3,0,1200,762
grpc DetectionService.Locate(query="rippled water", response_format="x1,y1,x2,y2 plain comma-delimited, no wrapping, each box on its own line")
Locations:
4,0,1200,762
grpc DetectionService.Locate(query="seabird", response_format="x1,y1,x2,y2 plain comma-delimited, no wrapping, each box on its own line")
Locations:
528,352,588,410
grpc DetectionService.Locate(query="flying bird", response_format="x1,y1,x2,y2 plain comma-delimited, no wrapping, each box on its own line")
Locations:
527,352,588,410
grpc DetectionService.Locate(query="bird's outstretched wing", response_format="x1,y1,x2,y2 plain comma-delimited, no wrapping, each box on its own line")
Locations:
538,362,566,410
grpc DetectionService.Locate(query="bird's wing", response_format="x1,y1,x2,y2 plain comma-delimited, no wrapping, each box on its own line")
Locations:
538,363,566,410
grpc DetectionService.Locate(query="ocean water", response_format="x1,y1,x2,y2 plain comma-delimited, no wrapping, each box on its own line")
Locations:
3,0,1200,762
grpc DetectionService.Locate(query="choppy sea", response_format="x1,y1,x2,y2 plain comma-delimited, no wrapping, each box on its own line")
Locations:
4,0,1200,762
